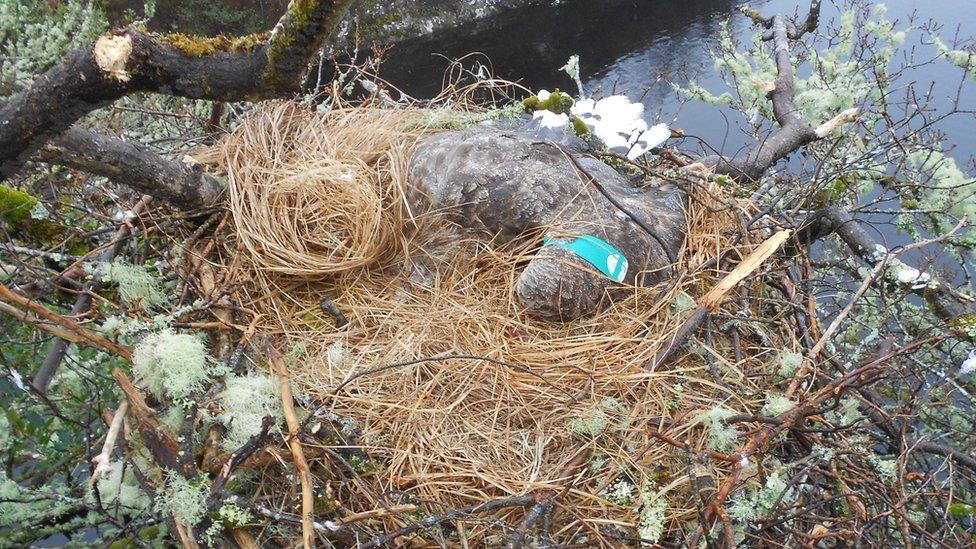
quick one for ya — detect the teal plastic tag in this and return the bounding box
[543,234,629,282]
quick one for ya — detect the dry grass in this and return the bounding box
[206,100,795,544]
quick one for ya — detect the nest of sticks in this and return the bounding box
[201,99,798,545]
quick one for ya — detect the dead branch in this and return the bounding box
[647,230,791,370]
[111,368,183,473]
[808,206,973,320]
[0,283,133,360]
[32,195,151,394]
[363,495,537,548]
[270,346,317,549]
[36,129,222,209]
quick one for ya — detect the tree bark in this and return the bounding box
[0,0,354,178]
[37,128,222,210]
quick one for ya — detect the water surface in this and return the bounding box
[378,0,976,162]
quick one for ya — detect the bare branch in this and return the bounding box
[703,1,849,181]
[36,129,222,210]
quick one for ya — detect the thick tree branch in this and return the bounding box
[703,1,847,181]
[36,128,221,210]
[0,0,354,178]
[804,206,973,320]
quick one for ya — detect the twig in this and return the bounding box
[364,495,536,548]
[647,230,791,370]
[0,283,132,360]
[33,194,151,393]
[270,345,317,549]
[506,445,591,548]
[320,295,348,327]
[91,401,129,480]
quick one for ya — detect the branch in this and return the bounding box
[0,283,133,360]
[36,129,221,210]
[700,335,943,529]
[703,1,845,181]
[0,0,354,177]
[91,401,129,480]
[809,206,973,320]
[32,195,151,394]
[111,368,183,472]
[270,347,316,549]
[364,495,537,548]
[647,230,791,370]
[790,0,823,39]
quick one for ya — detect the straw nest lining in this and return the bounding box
[209,101,791,542]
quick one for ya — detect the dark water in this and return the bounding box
[379,0,976,164]
[378,0,976,274]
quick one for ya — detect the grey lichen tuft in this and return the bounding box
[132,329,223,402]
[217,373,283,452]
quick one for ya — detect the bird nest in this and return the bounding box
[202,100,796,545]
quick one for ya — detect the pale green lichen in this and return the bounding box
[204,504,255,544]
[602,478,635,506]
[932,36,976,79]
[728,472,792,522]
[99,314,147,337]
[99,259,170,311]
[155,473,210,527]
[670,291,696,313]
[775,350,803,378]
[811,444,836,463]
[0,414,10,451]
[569,397,627,436]
[91,461,150,516]
[28,201,50,220]
[132,329,222,402]
[826,397,863,426]
[637,485,667,544]
[697,406,739,452]
[867,454,898,483]
[0,0,108,97]
[561,54,585,97]
[907,149,976,222]
[217,373,283,452]
[216,503,254,526]
[760,393,795,417]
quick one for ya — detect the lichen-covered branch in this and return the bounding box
[806,206,973,321]
[702,1,854,181]
[0,0,354,179]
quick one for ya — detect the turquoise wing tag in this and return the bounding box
[543,234,629,283]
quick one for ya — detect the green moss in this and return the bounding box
[264,0,352,88]
[0,184,63,240]
[571,116,590,136]
[949,502,975,518]
[289,0,317,28]
[159,32,269,58]
[949,314,976,342]
[313,494,338,515]
[522,88,575,115]
[361,11,404,38]
[0,184,38,226]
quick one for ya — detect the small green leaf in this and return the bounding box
[949,502,975,518]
